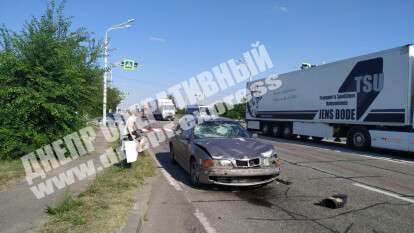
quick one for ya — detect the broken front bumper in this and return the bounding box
[199,167,280,186]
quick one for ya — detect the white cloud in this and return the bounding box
[279,6,288,12]
[272,4,288,13]
[149,36,166,43]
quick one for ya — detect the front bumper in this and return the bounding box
[199,167,280,186]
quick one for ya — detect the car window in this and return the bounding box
[194,122,249,139]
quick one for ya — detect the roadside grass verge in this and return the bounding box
[0,124,102,191]
[39,151,156,233]
[0,159,25,190]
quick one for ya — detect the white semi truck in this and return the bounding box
[152,98,176,121]
[246,44,414,152]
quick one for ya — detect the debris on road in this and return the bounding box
[317,193,348,209]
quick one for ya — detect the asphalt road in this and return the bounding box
[142,120,414,233]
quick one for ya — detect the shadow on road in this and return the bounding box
[154,151,193,187]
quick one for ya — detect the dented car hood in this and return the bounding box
[194,138,273,159]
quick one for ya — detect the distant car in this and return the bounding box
[169,117,281,187]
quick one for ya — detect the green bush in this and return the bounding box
[219,102,246,120]
[0,1,121,159]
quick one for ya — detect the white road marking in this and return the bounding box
[160,169,183,191]
[351,153,414,165]
[150,145,216,233]
[150,150,183,191]
[353,183,414,204]
[194,209,217,233]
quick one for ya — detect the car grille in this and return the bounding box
[210,175,274,183]
[235,158,260,168]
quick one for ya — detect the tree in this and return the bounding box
[106,87,123,113]
[219,102,246,120]
[0,1,105,159]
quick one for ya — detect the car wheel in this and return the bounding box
[312,137,323,142]
[347,127,371,150]
[169,144,177,164]
[189,158,200,187]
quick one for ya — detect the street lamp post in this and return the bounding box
[102,19,135,125]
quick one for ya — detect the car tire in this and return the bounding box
[189,158,200,187]
[347,126,371,150]
[169,144,177,164]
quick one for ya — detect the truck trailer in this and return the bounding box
[246,44,414,152]
[152,98,176,121]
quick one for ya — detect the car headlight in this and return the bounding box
[261,149,275,158]
[261,149,277,166]
[213,159,233,168]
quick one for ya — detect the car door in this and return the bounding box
[171,125,184,165]
[175,129,192,171]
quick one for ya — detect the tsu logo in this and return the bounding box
[354,73,384,93]
[338,57,384,120]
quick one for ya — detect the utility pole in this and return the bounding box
[103,31,109,125]
[102,19,135,125]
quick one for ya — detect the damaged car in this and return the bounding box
[169,117,281,187]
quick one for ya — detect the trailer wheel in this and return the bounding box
[262,123,271,136]
[272,125,282,137]
[312,137,323,142]
[347,127,371,150]
[282,125,293,139]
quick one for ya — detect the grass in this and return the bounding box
[38,152,156,233]
[0,124,102,191]
[0,159,25,190]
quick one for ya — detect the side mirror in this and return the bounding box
[252,133,258,138]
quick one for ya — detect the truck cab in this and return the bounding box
[153,99,176,121]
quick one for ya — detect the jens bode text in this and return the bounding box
[319,108,356,120]
[319,93,357,120]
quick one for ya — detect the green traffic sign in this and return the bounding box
[121,59,138,71]
[121,91,129,97]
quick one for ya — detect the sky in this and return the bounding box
[1,0,413,108]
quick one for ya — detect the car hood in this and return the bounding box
[193,138,273,159]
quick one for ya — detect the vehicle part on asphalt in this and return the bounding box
[318,193,348,209]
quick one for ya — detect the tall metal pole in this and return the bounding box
[102,31,109,125]
[102,19,135,125]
